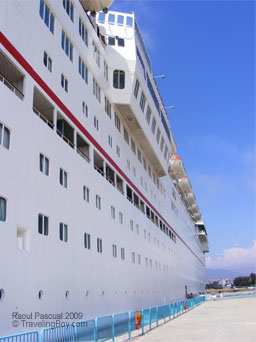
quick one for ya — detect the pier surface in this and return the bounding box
[134,297,256,342]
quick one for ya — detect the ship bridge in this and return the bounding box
[97,11,177,177]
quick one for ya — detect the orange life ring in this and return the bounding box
[183,301,188,310]
[135,311,142,329]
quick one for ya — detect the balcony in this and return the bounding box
[0,49,24,100]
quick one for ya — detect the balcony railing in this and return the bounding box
[77,147,90,163]
[33,106,54,129]
[56,127,75,149]
[0,72,24,100]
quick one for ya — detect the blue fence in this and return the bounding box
[1,296,205,342]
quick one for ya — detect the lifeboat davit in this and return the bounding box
[187,203,199,214]
[183,192,196,205]
[177,175,192,194]
[80,0,114,12]
[168,155,186,180]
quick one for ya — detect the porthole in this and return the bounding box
[0,289,5,302]
[65,290,70,299]
[38,290,43,300]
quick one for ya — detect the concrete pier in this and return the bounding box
[133,298,256,342]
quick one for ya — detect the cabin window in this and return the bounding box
[79,18,88,46]
[39,153,49,176]
[112,244,117,258]
[43,51,52,72]
[121,248,125,260]
[108,37,115,46]
[59,168,68,188]
[39,0,55,34]
[113,70,125,89]
[0,123,10,150]
[38,214,49,236]
[84,233,91,249]
[59,223,68,242]
[83,186,89,202]
[61,30,73,61]
[78,56,88,83]
[97,238,103,253]
[139,92,146,112]
[0,197,6,222]
[134,79,140,98]
[63,0,74,22]
[118,38,125,47]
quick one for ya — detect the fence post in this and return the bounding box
[94,317,98,342]
[74,323,78,342]
[149,308,152,330]
[112,315,115,342]
[142,310,144,335]
[156,306,159,327]
[128,311,131,340]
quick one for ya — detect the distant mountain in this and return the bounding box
[206,267,256,280]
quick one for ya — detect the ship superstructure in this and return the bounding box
[0,0,208,336]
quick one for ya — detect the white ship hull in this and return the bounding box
[0,0,207,336]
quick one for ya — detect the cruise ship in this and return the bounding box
[0,0,209,336]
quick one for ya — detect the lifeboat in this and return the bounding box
[183,192,196,205]
[168,155,186,180]
[177,176,192,194]
[191,212,201,222]
[80,0,114,12]
[187,203,199,214]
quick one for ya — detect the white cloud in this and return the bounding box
[206,241,256,270]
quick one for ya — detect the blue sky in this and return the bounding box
[110,0,255,272]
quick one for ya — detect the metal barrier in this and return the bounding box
[1,296,205,342]
[0,331,39,342]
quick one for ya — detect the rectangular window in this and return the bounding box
[119,212,123,224]
[134,79,140,98]
[127,159,130,170]
[136,224,139,235]
[160,137,164,152]
[105,96,111,118]
[111,206,115,219]
[123,127,129,145]
[148,166,152,178]
[139,92,146,112]
[0,197,6,222]
[113,70,125,89]
[137,150,142,163]
[78,56,88,83]
[96,195,101,210]
[151,117,156,134]
[93,78,101,103]
[97,238,103,253]
[130,219,134,231]
[82,102,88,117]
[132,252,135,263]
[38,213,49,236]
[133,167,136,177]
[59,168,68,188]
[39,153,49,176]
[112,244,117,258]
[131,139,136,154]
[61,30,73,61]
[143,157,147,171]
[59,222,68,242]
[0,123,10,150]
[121,247,125,260]
[116,145,120,157]
[39,0,55,34]
[156,128,160,144]
[164,146,168,159]
[83,186,89,202]
[108,135,113,148]
[93,41,100,67]
[63,0,74,21]
[79,18,88,46]
[94,116,99,130]
[84,232,91,249]
[61,74,68,92]
[43,51,52,72]
[104,61,108,81]
[138,254,141,265]
[146,106,151,124]
[114,112,121,132]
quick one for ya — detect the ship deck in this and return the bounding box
[131,296,256,342]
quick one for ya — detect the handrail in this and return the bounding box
[56,127,75,149]
[106,175,115,187]
[0,72,24,99]
[94,165,104,176]
[77,147,90,163]
[33,106,54,129]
